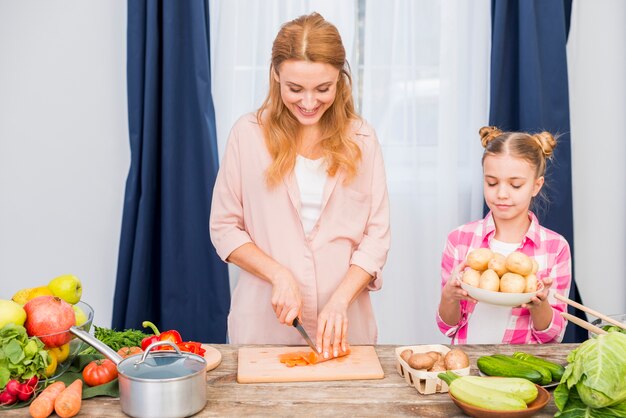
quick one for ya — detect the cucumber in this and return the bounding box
[448,376,528,411]
[492,354,552,385]
[461,376,538,404]
[513,352,565,381]
[477,355,542,384]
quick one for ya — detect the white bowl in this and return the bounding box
[460,282,543,307]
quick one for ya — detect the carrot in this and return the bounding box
[278,346,351,367]
[54,379,83,418]
[29,381,66,418]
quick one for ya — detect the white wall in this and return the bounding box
[568,1,626,316]
[0,1,128,328]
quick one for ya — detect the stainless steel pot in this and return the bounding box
[70,327,207,418]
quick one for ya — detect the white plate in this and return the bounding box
[478,370,559,388]
[460,282,543,307]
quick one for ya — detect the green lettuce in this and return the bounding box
[555,384,626,417]
[0,323,48,388]
[557,332,626,411]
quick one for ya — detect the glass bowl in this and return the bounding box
[34,301,94,379]
[589,314,626,339]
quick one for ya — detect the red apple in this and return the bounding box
[24,296,76,347]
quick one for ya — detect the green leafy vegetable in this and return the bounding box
[79,325,151,354]
[602,325,626,335]
[0,324,48,389]
[555,383,626,417]
[556,332,626,412]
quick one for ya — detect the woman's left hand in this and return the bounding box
[316,298,349,359]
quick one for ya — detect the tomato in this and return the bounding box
[82,359,118,387]
[117,346,143,358]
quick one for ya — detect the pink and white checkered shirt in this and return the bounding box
[436,212,571,344]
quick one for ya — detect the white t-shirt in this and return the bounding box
[294,155,327,235]
[466,239,520,344]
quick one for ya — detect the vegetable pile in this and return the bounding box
[477,352,564,385]
[555,332,626,417]
[439,371,539,411]
[0,324,48,390]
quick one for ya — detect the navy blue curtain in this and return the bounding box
[112,0,230,342]
[489,0,587,342]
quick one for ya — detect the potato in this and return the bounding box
[408,353,436,370]
[428,360,447,372]
[505,251,533,276]
[531,259,539,274]
[478,269,500,292]
[400,349,413,363]
[461,268,480,287]
[525,274,538,293]
[466,248,494,271]
[500,272,526,293]
[488,253,507,277]
[425,351,442,362]
[444,348,470,370]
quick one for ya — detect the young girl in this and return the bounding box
[437,126,571,344]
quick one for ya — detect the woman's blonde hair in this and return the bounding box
[257,12,362,187]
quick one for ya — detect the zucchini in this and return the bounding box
[477,355,542,384]
[438,371,527,411]
[513,352,565,381]
[492,354,552,385]
[461,376,538,403]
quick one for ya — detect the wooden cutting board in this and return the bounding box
[237,345,384,383]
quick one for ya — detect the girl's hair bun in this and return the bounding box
[479,126,503,148]
[532,132,557,158]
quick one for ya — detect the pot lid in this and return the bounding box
[119,352,206,380]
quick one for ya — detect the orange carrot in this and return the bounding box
[278,346,351,367]
[54,379,83,418]
[29,381,66,418]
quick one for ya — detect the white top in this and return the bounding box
[466,239,521,344]
[294,155,327,235]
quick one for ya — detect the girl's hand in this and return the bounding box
[270,269,302,325]
[522,276,553,309]
[316,298,349,359]
[442,262,477,303]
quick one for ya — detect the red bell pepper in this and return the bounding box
[141,321,183,350]
[176,341,206,356]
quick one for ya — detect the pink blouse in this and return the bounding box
[210,114,390,344]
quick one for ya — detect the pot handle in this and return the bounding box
[69,326,124,365]
[134,341,184,366]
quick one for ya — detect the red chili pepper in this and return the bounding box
[141,321,183,350]
[176,341,206,356]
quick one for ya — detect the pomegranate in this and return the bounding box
[24,296,76,347]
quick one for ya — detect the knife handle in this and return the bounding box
[292,317,300,327]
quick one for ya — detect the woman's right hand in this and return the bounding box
[270,268,303,325]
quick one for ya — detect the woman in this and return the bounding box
[210,13,390,359]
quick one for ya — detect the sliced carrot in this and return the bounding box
[278,346,351,367]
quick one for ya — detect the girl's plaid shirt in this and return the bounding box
[436,211,572,344]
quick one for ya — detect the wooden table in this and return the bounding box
[5,343,578,417]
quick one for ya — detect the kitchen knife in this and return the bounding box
[292,318,318,353]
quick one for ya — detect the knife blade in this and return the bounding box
[292,318,318,353]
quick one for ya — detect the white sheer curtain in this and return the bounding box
[209,0,491,343]
[361,0,490,343]
[568,1,626,315]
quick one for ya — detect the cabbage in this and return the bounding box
[557,332,626,411]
